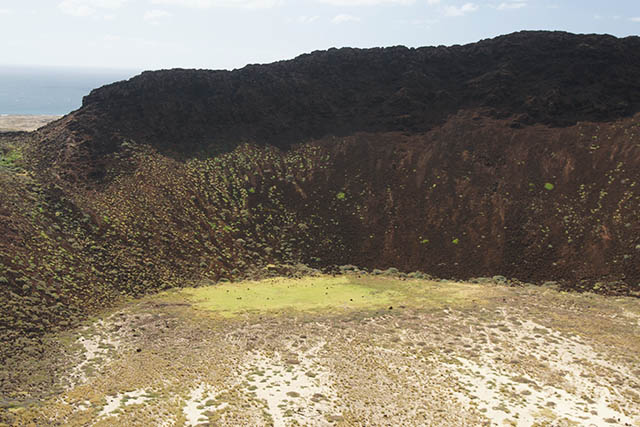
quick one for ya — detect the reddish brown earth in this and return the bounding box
[1,30,640,368]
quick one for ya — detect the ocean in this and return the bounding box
[0,66,140,116]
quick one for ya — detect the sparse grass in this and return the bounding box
[178,275,490,317]
[7,274,640,427]
[182,276,396,316]
[0,146,23,170]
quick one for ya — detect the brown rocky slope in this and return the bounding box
[1,30,640,366]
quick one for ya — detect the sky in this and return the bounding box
[0,0,639,72]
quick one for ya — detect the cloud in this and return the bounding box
[149,0,283,8]
[444,2,478,16]
[0,8,11,14]
[100,34,178,49]
[59,1,94,16]
[144,9,172,23]
[58,0,128,16]
[396,17,439,26]
[496,1,526,10]
[318,0,414,5]
[631,17,640,22]
[332,13,361,23]
[296,15,319,23]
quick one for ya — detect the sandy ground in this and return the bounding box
[5,277,640,426]
[0,115,61,132]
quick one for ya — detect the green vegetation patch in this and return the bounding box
[179,275,487,317]
[0,146,23,170]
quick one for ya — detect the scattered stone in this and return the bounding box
[384,268,399,276]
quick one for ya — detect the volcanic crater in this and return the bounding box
[1,30,640,426]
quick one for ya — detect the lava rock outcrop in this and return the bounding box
[39,31,640,180]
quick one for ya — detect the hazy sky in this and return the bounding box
[1,0,639,72]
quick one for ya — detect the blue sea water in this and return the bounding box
[0,66,140,116]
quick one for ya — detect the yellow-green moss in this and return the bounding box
[178,275,489,317]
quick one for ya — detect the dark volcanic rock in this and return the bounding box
[39,31,640,179]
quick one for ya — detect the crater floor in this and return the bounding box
[4,275,640,426]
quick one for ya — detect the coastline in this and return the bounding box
[0,114,62,132]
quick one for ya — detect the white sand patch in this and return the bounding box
[68,320,120,386]
[622,309,640,327]
[440,318,640,426]
[504,320,639,421]
[449,356,636,426]
[98,389,153,418]
[241,341,340,427]
[75,400,91,411]
[183,383,228,426]
[66,311,155,388]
